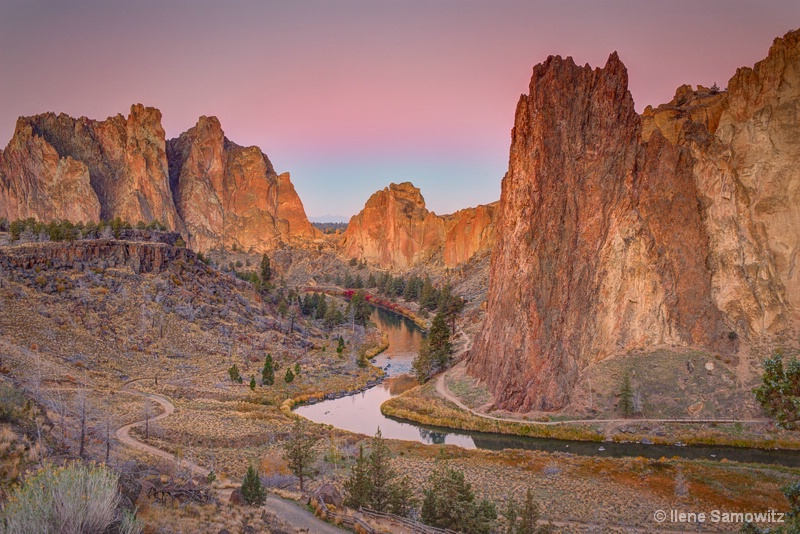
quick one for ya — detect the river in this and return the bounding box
[295,307,800,467]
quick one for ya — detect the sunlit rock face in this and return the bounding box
[468,29,800,412]
[342,182,496,269]
[0,105,319,252]
[167,116,320,252]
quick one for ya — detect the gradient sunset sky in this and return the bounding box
[1,1,798,219]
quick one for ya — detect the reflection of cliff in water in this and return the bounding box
[385,375,418,395]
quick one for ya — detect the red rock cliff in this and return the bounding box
[467,53,726,411]
[341,182,496,269]
[0,105,319,253]
[468,29,800,412]
[166,116,320,252]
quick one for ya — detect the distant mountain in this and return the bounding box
[309,215,350,223]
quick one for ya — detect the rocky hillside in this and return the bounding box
[0,106,319,253]
[341,182,497,269]
[468,29,800,412]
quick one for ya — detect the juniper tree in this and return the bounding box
[262,354,274,386]
[241,465,266,506]
[282,421,320,492]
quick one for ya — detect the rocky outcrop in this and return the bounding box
[468,53,729,411]
[1,105,184,230]
[166,116,320,252]
[0,106,319,253]
[341,182,496,269]
[0,238,194,275]
[0,118,100,223]
[469,29,800,412]
[441,203,498,268]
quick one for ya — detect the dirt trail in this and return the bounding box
[435,365,769,426]
[116,378,347,533]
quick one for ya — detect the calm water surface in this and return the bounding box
[295,307,800,467]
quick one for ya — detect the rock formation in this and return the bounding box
[341,182,496,269]
[0,105,319,253]
[468,29,800,412]
[166,116,320,252]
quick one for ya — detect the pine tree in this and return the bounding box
[619,371,634,416]
[262,353,274,386]
[343,444,372,509]
[249,375,256,390]
[240,465,267,505]
[282,420,320,492]
[421,453,494,533]
[315,294,327,320]
[517,488,541,534]
[228,364,242,383]
[260,254,271,284]
[284,368,295,383]
[367,428,396,511]
[367,273,377,288]
[413,312,453,382]
[294,362,301,376]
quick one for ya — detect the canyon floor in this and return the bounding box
[0,236,797,533]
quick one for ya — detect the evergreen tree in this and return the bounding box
[421,452,496,533]
[228,364,242,383]
[342,429,418,516]
[294,362,301,376]
[282,420,320,492]
[260,254,271,284]
[413,312,453,382]
[367,273,377,288]
[240,465,267,505]
[249,375,256,390]
[354,274,364,289]
[324,302,341,330]
[343,444,372,509]
[367,428,395,511]
[382,274,394,296]
[350,289,371,326]
[420,277,438,310]
[262,353,274,386]
[392,276,405,297]
[284,368,295,383]
[315,294,328,320]
[504,496,519,534]
[517,488,541,534]
[618,371,634,417]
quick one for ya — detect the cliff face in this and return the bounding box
[467,54,725,411]
[341,182,496,269]
[0,106,319,253]
[166,116,319,252]
[468,29,800,412]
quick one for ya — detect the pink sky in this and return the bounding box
[1,1,798,218]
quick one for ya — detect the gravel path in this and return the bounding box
[264,495,348,534]
[116,378,351,533]
[436,365,768,426]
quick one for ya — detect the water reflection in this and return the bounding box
[294,306,800,467]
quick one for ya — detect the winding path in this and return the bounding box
[435,369,770,426]
[115,378,346,533]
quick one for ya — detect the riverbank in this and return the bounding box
[382,375,800,451]
[303,285,430,330]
